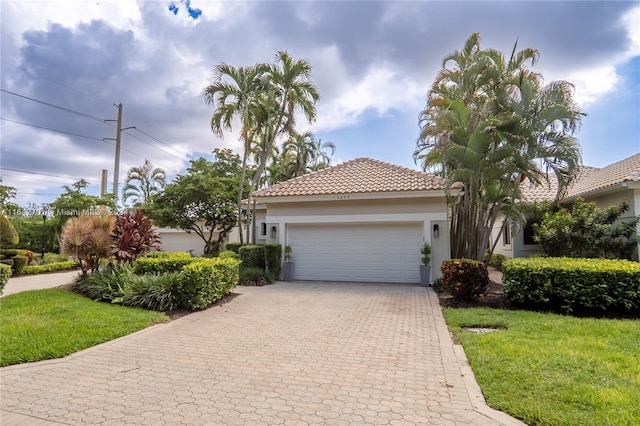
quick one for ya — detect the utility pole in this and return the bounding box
[104,103,135,201]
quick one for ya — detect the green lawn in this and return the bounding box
[443,308,640,426]
[0,289,167,366]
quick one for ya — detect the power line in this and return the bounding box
[134,128,191,158]
[0,88,108,122]
[0,117,107,142]
[0,168,96,183]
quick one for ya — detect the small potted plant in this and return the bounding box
[420,242,431,287]
[282,245,294,281]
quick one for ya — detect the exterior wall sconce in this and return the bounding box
[270,225,277,239]
[433,224,439,238]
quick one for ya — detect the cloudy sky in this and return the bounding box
[1,0,638,208]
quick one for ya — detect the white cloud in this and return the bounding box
[567,65,620,107]
[621,5,640,57]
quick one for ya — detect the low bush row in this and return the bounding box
[234,244,282,283]
[75,253,239,311]
[1,249,34,275]
[22,261,77,275]
[503,257,640,314]
[0,263,12,294]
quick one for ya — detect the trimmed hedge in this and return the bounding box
[133,252,195,274]
[219,250,239,260]
[265,244,282,279]
[0,249,19,258]
[238,245,266,269]
[503,257,640,314]
[176,258,240,310]
[22,261,77,275]
[441,259,489,300]
[225,243,242,254]
[0,263,12,294]
[12,255,28,275]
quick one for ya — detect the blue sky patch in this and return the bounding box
[168,0,201,20]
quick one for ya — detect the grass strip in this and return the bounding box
[0,289,167,366]
[444,308,640,426]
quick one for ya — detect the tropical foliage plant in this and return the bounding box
[61,214,115,274]
[414,33,584,260]
[111,210,162,264]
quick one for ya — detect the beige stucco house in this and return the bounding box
[247,158,452,283]
[492,153,640,260]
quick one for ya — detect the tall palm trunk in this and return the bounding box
[236,148,248,245]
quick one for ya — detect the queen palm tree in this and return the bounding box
[250,51,320,192]
[204,63,266,244]
[122,160,166,207]
[310,138,336,171]
[414,33,584,260]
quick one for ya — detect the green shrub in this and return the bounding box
[11,255,28,275]
[133,252,195,274]
[0,249,19,258]
[0,214,18,245]
[121,273,180,311]
[441,259,489,300]
[219,250,239,260]
[0,259,14,267]
[74,264,132,303]
[239,267,273,286]
[0,263,12,294]
[488,253,508,271]
[265,244,282,279]
[175,258,240,310]
[22,261,77,275]
[503,257,640,314]
[238,245,266,269]
[431,277,444,293]
[421,242,431,265]
[225,243,242,254]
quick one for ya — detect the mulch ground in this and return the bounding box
[437,276,512,309]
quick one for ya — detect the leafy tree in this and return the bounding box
[144,150,242,256]
[413,33,584,260]
[534,198,639,260]
[49,180,116,234]
[0,178,18,213]
[122,160,166,207]
[8,216,59,253]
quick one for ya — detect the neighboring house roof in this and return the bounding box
[566,153,640,200]
[520,166,600,203]
[252,157,448,198]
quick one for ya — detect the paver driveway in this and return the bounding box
[1,282,523,425]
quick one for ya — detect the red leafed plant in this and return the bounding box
[112,210,162,264]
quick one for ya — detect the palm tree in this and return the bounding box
[414,33,584,260]
[204,63,266,245]
[310,137,336,171]
[122,160,166,207]
[249,51,320,191]
[282,131,316,177]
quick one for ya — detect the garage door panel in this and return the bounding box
[288,223,422,283]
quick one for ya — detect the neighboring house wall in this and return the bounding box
[156,228,206,256]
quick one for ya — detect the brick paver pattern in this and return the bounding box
[1,282,512,425]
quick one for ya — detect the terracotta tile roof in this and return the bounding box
[567,153,640,199]
[252,157,448,198]
[520,166,600,203]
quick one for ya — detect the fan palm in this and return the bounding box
[122,160,166,207]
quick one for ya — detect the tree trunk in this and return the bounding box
[236,148,249,245]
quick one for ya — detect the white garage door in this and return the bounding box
[287,222,423,283]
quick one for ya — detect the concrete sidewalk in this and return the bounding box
[1,270,80,297]
[1,282,525,425]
